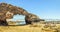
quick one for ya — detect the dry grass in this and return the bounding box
[0,24,60,32]
[0,25,41,32]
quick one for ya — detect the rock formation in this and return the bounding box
[0,3,43,25]
[25,13,39,24]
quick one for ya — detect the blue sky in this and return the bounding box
[0,0,60,19]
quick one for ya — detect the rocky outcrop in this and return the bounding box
[25,13,40,24]
[0,3,43,25]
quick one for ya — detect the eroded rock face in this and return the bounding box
[0,3,40,25]
[0,20,8,26]
[25,13,40,24]
[0,3,29,25]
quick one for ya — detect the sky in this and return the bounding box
[0,0,60,19]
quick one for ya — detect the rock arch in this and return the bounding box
[0,3,40,25]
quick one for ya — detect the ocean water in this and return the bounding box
[16,21,26,25]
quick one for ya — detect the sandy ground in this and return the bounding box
[0,25,42,32]
[0,24,60,32]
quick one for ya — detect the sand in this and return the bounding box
[0,24,60,32]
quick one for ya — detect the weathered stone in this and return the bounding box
[25,13,40,24]
[0,3,42,25]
